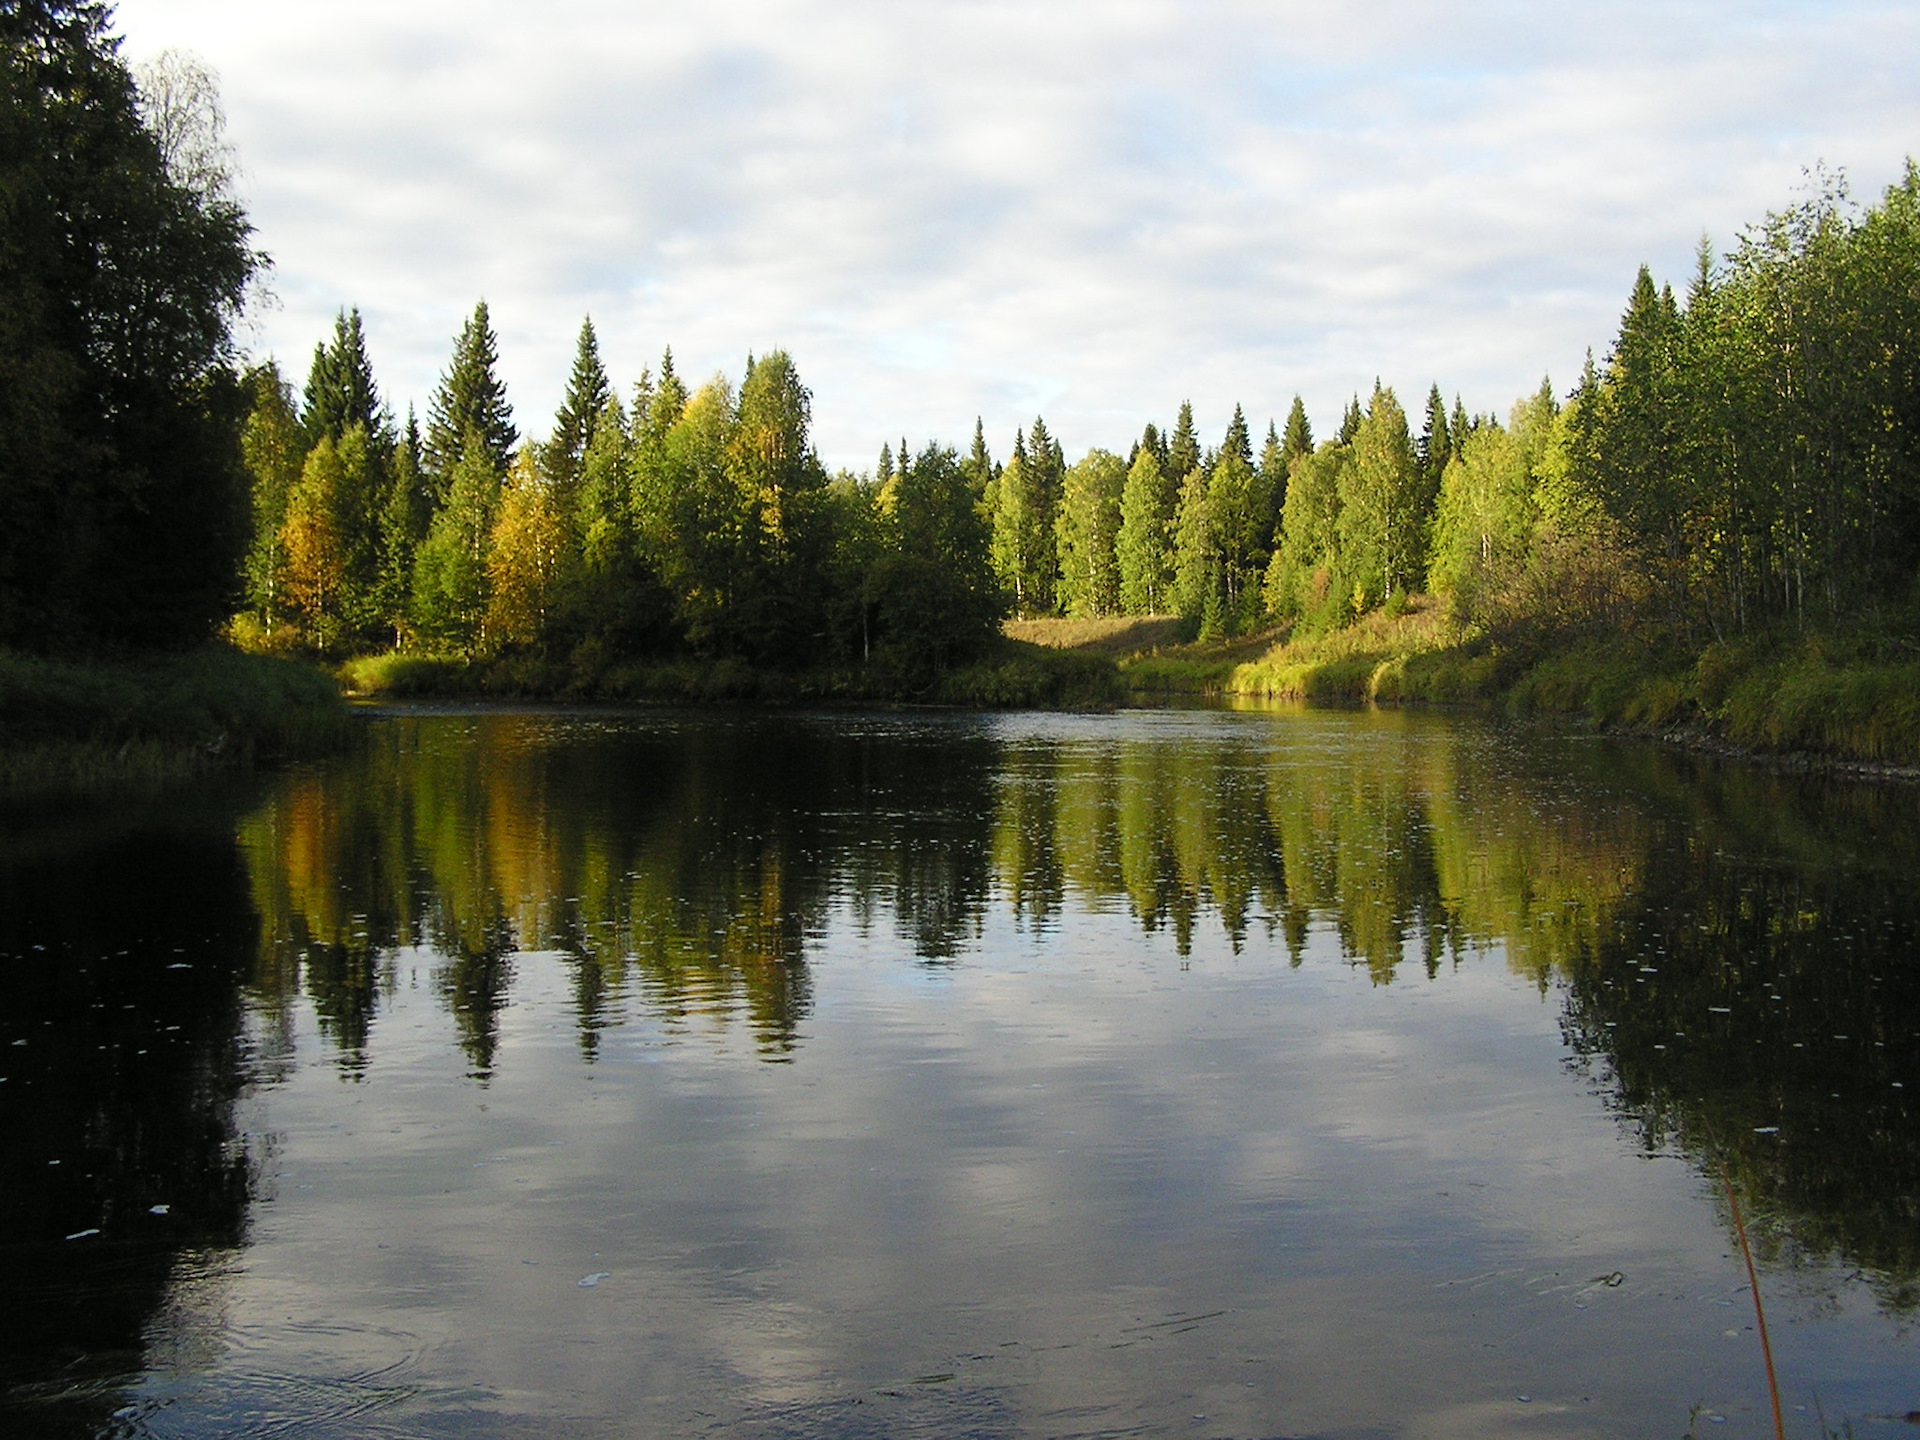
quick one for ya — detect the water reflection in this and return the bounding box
[0,789,260,1437]
[230,710,1920,1299]
[1,707,1917,1435]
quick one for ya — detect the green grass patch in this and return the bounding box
[1228,596,1491,704]
[1719,652,1920,764]
[1004,614,1196,657]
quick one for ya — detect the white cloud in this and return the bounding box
[113,0,1920,467]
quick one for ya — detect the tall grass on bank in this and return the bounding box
[1510,631,1920,766]
[0,648,350,792]
[338,637,1126,711]
[1226,597,1500,704]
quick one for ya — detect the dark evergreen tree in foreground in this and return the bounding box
[0,0,261,649]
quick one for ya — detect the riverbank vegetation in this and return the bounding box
[227,165,1920,762]
[7,6,1919,762]
[0,648,348,792]
[0,6,347,787]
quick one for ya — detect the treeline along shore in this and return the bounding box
[5,3,1920,783]
[233,164,1920,767]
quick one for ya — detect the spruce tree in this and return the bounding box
[1337,395,1363,445]
[960,418,995,499]
[373,417,422,646]
[1142,421,1170,475]
[424,301,517,485]
[1221,404,1254,471]
[1417,383,1450,492]
[1168,403,1201,483]
[1280,396,1313,470]
[545,316,611,492]
[302,309,381,445]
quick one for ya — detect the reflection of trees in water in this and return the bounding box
[237,711,1920,1306]
[241,718,1006,1067]
[1558,763,1920,1312]
[0,808,256,1436]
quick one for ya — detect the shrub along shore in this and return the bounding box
[0,649,351,794]
[337,635,1123,710]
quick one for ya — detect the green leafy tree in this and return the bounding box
[1265,443,1348,623]
[1116,444,1177,614]
[1171,461,1218,628]
[0,1,260,648]
[1056,448,1126,617]
[869,442,1004,673]
[279,434,349,649]
[990,425,1062,616]
[239,363,304,637]
[1335,383,1425,611]
[628,347,690,563]
[1427,419,1532,616]
[486,450,569,649]
[411,432,502,653]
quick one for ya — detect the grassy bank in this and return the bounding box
[1010,614,1286,697]
[1020,600,1920,770]
[0,647,351,793]
[339,636,1126,711]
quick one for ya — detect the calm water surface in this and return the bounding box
[2,706,1916,1439]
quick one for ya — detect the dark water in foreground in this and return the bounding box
[1,705,1916,1439]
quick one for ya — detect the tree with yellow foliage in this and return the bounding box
[486,452,570,649]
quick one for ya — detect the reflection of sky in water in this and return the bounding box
[9,707,1917,1437]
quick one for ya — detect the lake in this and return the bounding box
[2,705,1916,1438]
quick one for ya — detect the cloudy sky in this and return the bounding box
[113,0,1919,470]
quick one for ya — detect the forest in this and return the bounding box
[5,0,1920,740]
[230,167,1920,702]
